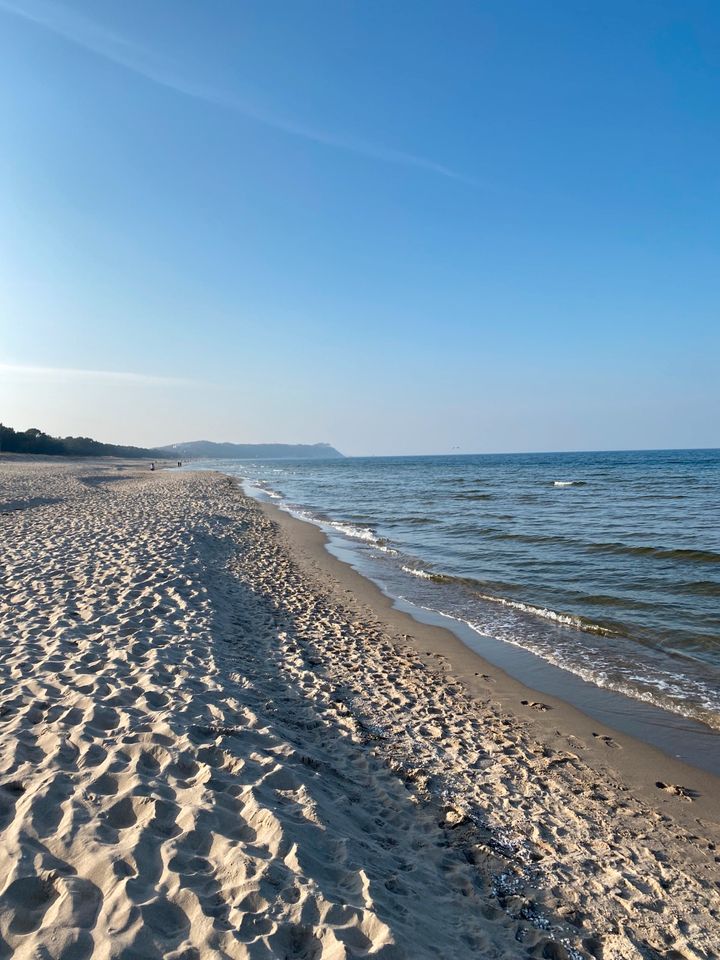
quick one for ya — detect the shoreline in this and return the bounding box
[258,491,720,824]
[230,466,720,777]
[2,459,719,958]
[229,450,720,748]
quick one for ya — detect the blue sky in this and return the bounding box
[1,0,718,455]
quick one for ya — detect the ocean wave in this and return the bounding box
[326,520,380,544]
[587,542,720,564]
[479,529,568,546]
[552,480,586,487]
[401,565,453,583]
[401,566,435,580]
[472,593,616,635]
[253,480,284,499]
[376,543,399,555]
[452,525,720,566]
[673,580,720,597]
[283,506,384,546]
[577,593,658,610]
[418,605,720,731]
[399,565,617,636]
[398,516,439,525]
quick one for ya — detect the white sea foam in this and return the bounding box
[410,604,720,731]
[401,565,435,580]
[473,593,613,634]
[288,506,376,542]
[402,565,614,634]
[553,480,574,487]
[328,521,379,543]
[402,564,611,634]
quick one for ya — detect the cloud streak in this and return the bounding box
[0,0,471,183]
[0,362,196,387]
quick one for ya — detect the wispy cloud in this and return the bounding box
[0,362,196,386]
[0,0,470,183]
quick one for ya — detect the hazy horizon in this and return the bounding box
[5,422,720,460]
[2,1,718,457]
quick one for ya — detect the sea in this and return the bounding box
[189,449,720,744]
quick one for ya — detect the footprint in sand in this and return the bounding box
[89,772,119,796]
[592,732,621,749]
[0,875,58,936]
[565,735,586,750]
[655,781,699,801]
[105,795,154,830]
[266,922,325,960]
[0,780,25,830]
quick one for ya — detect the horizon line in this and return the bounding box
[153,442,718,458]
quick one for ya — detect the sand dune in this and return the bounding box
[0,461,718,959]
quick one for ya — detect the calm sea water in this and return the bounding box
[198,450,720,731]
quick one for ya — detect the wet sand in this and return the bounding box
[1,459,718,959]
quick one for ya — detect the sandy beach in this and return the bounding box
[1,459,718,960]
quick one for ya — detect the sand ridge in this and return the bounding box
[0,461,718,959]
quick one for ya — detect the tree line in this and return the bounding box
[0,424,158,459]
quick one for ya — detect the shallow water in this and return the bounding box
[194,450,720,731]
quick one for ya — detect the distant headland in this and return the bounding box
[0,425,343,461]
[161,440,344,460]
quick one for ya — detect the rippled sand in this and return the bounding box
[0,459,718,959]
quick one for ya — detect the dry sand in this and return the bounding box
[0,460,718,960]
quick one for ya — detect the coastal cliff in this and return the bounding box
[162,440,344,460]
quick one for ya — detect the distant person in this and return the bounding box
[150,462,155,471]
[178,461,182,467]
